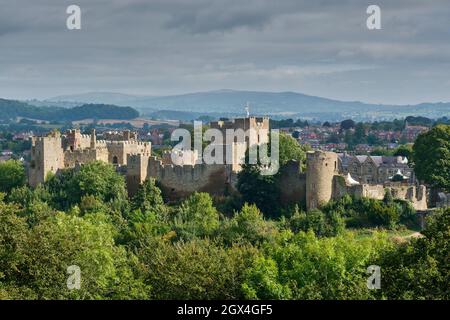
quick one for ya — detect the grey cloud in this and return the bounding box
[0,0,449,104]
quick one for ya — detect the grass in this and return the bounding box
[352,224,421,241]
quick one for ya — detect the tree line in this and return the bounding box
[0,98,139,122]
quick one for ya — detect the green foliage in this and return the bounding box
[220,204,278,245]
[378,207,450,299]
[0,196,148,299]
[137,237,259,299]
[46,161,127,209]
[172,192,219,239]
[0,152,446,300]
[131,178,165,214]
[242,256,292,299]
[0,160,26,193]
[323,195,414,229]
[393,144,413,159]
[243,230,392,299]
[277,132,310,168]
[237,164,280,218]
[0,98,138,122]
[412,124,450,191]
[287,206,345,237]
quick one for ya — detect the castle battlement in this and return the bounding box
[29,129,152,187]
[28,125,429,211]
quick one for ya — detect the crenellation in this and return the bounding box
[28,129,151,187]
[27,122,428,211]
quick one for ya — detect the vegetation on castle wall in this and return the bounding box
[237,133,310,218]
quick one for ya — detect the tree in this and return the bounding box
[1,211,148,299]
[393,144,413,159]
[0,196,30,288]
[412,125,450,191]
[46,161,127,208]
[340,119,355,130]
[278,132,310,168]
[237,133,309,218]
[131,178,165,213]
[0,191,149,300]
[243,230,392,300]
[220,203,277,245]
[172,192,219,239]
[242,256,292,299]
[138,237,259,299]
[379,207,449,299]
[288,206,344,237]
[237,164,280,218]
[354,123,367,144]
[0,160,26,193]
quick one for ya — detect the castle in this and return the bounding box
[28,129,151,187]
[28,117,428,211]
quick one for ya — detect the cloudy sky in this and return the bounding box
[0,0,449,104]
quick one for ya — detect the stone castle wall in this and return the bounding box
[147,156,230,201]
[28,128,429,211]
[28,130,151,187]
[331,175,428,211]
[106,141,151,165]
[278,160,307,205]
[64,147,110,168]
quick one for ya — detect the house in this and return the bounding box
[338,153,414,184]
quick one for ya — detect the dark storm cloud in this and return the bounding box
[0,0,449,104]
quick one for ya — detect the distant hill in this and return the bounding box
[49,92,151,106]
[0,98,139,121]
[46,90,450,121]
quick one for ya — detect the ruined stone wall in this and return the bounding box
[348,184,385,200]
[278,160,307,206]
[340,183,428,210]
[106,141,151,165]
[126,154,150,196]
[144,156,229,201]
[63,146,109,168]
[66,129,91,150]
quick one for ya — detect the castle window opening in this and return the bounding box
[113,156,118,164]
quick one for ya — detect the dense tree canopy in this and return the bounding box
[0,160,26,193]
[46,161,128,209]
[378,207,449,299]
[412,125,450,191]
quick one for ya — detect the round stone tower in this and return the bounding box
[306,150,338,210]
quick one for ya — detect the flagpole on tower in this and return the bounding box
[245,102,250,118]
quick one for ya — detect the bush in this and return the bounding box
[0,160,26,193]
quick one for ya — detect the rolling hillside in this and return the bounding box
[46,90,450,121]
[0,98,139,121]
